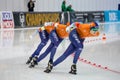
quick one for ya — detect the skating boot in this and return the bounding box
[29,56,38,68]
[69,64,77,75]
[29,61,35,68]
[44,61,53,73]
[32,56,38,65]
[26,56,32,64]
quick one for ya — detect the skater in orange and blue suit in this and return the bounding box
[29,22,70,69]
[26,22,54,65]
[44,22,99,74]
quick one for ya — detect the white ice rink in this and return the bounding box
[0,22,120,80]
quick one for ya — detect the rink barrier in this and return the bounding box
[1,10,120,28]
[12,11,104,28]
[71,54,120,74]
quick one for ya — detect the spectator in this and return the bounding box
[66,4,76,24]
[66,4,74,12]
[27,0,35,12]
[61,0,67,12]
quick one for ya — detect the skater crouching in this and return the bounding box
[44,22,100,74]
[26,22,55,65]
[29,22,70,69]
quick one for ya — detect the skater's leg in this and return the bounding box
[44,39,63,73]
[31,30,49,57]
[26,30,49,64]
[53,43,75,66]
[73,47,83,64]
[29,43,54,68]
[48,30,63,63]
[72,40,84,64]
[31,41,47,58]
[44,30,63,73]
[37,42,54,62]
[69,29,84,64]
[26,42,47,64]
[49,40,63,63]
[68,29,85,74]
[69,47,82,74]
[69,40,84,74]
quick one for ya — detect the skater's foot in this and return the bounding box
[69,64,77,75]
[33,56,38,65]
[26,57,32,64]
[44,62,53,73]
[29,62,35,68]
[69,70,77,74]
[44,69,52,73]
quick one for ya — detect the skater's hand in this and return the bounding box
[41,26,45,31]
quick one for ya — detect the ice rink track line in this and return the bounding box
[71,54,120,75]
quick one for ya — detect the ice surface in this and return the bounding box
[0,23,120,80]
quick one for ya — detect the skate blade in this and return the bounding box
[44,69,51,73]
[69,72,77,75]
[26,61,30,64]
[29,65,34,68]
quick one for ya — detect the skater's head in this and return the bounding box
[90,22,98,27]
[63,0,66,4]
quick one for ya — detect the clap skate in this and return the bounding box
[26,57,32,64]
[69,64,77,75]
[44,61,53,73]
[29,56,38,68]
[29,61,36,68]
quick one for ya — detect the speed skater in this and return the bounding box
[44,22,100,74]
[29,22,70,69]
[26,22,54,65]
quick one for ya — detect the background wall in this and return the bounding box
[35,0,120,11]
[0,0,120,12]
[0,0,26,11]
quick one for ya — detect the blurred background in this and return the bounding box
[0,0,120,80]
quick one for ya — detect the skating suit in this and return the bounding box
[37,24,69,63]
[53,23,99,66]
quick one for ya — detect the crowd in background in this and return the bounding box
[61,0,74,12]
[27,0,74,12]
